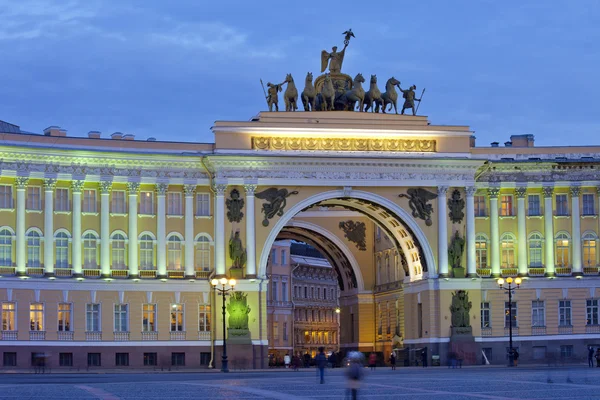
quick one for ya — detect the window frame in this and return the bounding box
[139,191,154,215]
[499,194,514,216]
[531,300,545,327]
[55,187,70,212]
[82,189,97,213]
[58,303,72,332]
[26,186,42,210]
[559,300,572,326]
[111,190,126,214]
[555,194,569,216]
[481,302,491,328]
[86,303,101,332]
[583,193,595,216]
[114,304,128,332]
[29,302,44,332]
[0,185,12,209]
[142,303,157,332]
[195,193,210,216]
[527,194,541,216]
[504,301,517,328]
[170,304,184,332]
[167,192,183,216]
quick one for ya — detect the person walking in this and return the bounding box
[369,353,377,371]
[512,349,519,367]
[389,353,396,371]
[346,352,364,400]
[589,347,595,368]
[595,348,600,367]
[421,348,428,368]
[284,353,291,369]
[315,347,327,384]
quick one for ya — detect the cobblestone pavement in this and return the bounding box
[1,366,600,399]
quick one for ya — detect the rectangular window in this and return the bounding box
[3,352,16,367]
[196,193,210,216]
[586,299,599,325]
[528,195,540,216]
[283,322,288,341]
[499,195,513,216]
[531,300,545,327]
[504,301,517,328]
[111,190,126,214]
[200,352,211,366]
[0,185,12,209]
[86,303,100,331]
[556,194,568,216]
[139,191,154,215]
[171,352,185,366]
[559,300,572,326]
[2,302,16,331]
[58,303,72,332]
[170,304,184,332]
[281,250,287,265]
[533,346,546,360]
[26,186,41,210]
[114,304,128,332]
[282,282,288,302]
[142,304,156,332]
[560,345,573,358]
[273,321,279,341]
[167,192,182,215]
[87,353,101,367]
[271,249,277,265]
[29,303,44,331]
[115,353,129,366]
[83,189,96,213]
[59,353,73,367]
[198,305,210,332]
[529,239,542,267]
[474,195,486,217]
[481,302,491,328]
[144,352,157,366]
[55,188,69,212]
[583,193,595,215]
[272,281,278,301]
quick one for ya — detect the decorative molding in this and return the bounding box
[126,182,140,194]
[514,187,527,198]
[465,186,477,197]
[155,183,168,196]
[15,177,28,189]
[71,180,85,193]
[448,189,465,224]
[255,188,298,226]
[487,188,500,198]
[243,184,257,195]
[251,136,436,152]
[99,180,112,194]
[437,186,448,196]
[570,186,581,197]
[226,189,244,223]
[342,186,353,197]
[542,186,554,198]
[183,184,196,197]
[43,178,57,191]
[213,184,227,196]
[339,220,367,251]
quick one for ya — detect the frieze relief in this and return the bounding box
[252,136,436,152]
[479,170,600,183]
[215,169,473,181]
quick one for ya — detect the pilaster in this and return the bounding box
[244,183,257,279]
[515,187,527,276]
[184,184,196,279]
[127,182,140,279]
[437,186,448,277]
[15,177,28,276]
[488,187,500,277]
[542,186,555,277]
[43,178,57,277]
[99,180,112,278]
[156,183,167,279]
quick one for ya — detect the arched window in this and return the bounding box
[555,232,570,267]
[500,233,516,268]
[83,233,98,269]
[475,234,488,268]
[528,233,543,267]
[111,233,126,270]
[385,255,391,283]
[167,236,182,270]
[27,231,41,268]
[195,236,211,272]
[139,234,154,270]
[583,232,597,267]
[55,232,69,269]
[0,229,12,267]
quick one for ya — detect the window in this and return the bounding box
[528,194,540,216]
[167,236,182,270]
[86,303,100,331]
[55,188,69,212]
[555,232,570,267]
[0,185,12,208]
[531,300,545,327]
[59,353,73,367]
[29,303,44,331]
[0,229,12,267]
[198,305,210,332]
[475,234,488,268]
[200,352,211,366]
[282,282,288,302]
[195,237,210,271]
[111,233,126,270]
[271,281,278,301]
[559,300,571,326]
[171,353,185,366]
[528,233,543,267]
[83,189,96,213]
[474,195,486,217]
[271,249,277,265]
[139,191,154,215]
[504,302,517,328]
[500,195,513,216]
[83,233,98,269]
[55,232,69,269]
[144,353,157,366]
[376,226,381,241]
[196,193,210,216]
[583,232,597,267]
[167,192,182,215]
[2,302,16,331]
[26,186,41,210]
[170,304,184,332]
[114,304,128,332]
[111,190,126,214]
[481,302,491,328]
[532,346,546,360]
[142,304,156,332]
[586,299,598,326]
[283,322,288,341]
[273,321,279,341]
[87,353,101,367]
[115,353,129,366]
[556,194,568,216]
[58,303,72,332]
[560,345,573,358]
[500,233,516,268]
[26,231,41,268]
[281,249,287,265]
[140,234,154,270]
[3,352,16,367]
[583,194,595,215]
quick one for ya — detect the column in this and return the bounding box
[15,177,28,276]
[465,186,477,277]
[571,186,582,276]
[488,188,500,277]
[184,184,196,279]
[43,179,56,276]
[515,187,528,276]
[99,181,112,278]
[127,182,140,278]
[543,186,555,277]
[214,183,227,277]
[71,181,84,277]
[437,186,448,277]
[156,183,167,278]
[244,183,257,279]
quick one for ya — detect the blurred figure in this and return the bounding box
[589,346,595,368]
[595,348,600,367]
[421,348,428,367]
[315,347,327,384]
[346,351,364,400]
[284,353,290,369]
[389,353,396,370]
[368,352,377,371]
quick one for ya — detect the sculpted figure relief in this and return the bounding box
[229,230,247,269]
[398,188,438,226]
[266,81,285,112]
[321,30,353,74]
[399,84,422,115]
[339,220,367,251]
[283,73,298,112]
[450,290,472,328]
[227,291,251,331]
[448,231,465,269]
[226,189,244,223]
[255,187,299,226]
[448,189,465,224]
[364,74,383,112]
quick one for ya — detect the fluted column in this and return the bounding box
[571,186,582,276]
[99,181,112,278]
[184,184,196,279]
[15,177,28,276]
[71,181,84,277]
[516,187,528,276]
[214,183,227,277]
[156,183,167,279]
[488,188,500,277]
[437,186,449,277]
[43,179,56,276]
[543,186,555,277]
[465,187,477,277]
[127,182,140,278]
[244,183,257,279]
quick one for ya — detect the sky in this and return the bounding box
[1,0,599,147]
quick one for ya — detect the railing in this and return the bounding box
[558,325,573,334]
[1,331,17,340]
[142,331,158,341]
[140,270,157,279]
[584,267,599,275]
[167,270,185,279]
[481,327,492,337]
[504,327,519,336]
[556,267,572,276]
[267,300,293,308]
[476,268,491,277]
[55,268,73,277]
[501,268,518,277]
[198,331,210,341]
[57,331,74,340]
[170,331,186,340]
[29,331,45,340]
[83,269,101,278]
[111,270,128,279]
[374,281,402,292]
[113,331,130,341]
[528,268,545,277]
[0,266,15,276]
[195,270,211,279]
[586,325,600,334]
[27,267,44,276]
[531,326,546,335]
[85,331,102,341]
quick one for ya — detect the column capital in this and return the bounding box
[542,186,554,198]
[71,180,85,193]
[99,180,112,194]
[126,182,140,194]
[213,183,227,196]
[515,187,527,198]
[465,186,477,197]
[184,184,197,197]
[15,177,29,190]
[570,186,581,197]
[437,186,449,196]
[44,178,57,191]
[155,183,168,196]
[244,184,257,195]
[487,187,500,199]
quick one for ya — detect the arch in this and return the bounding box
[25,227,43,238]
[0,226,15,237]
[138,231,157,241]
[582,230,598,240]
[194,232,214,244]
[258,189,435,280]
[82,229,99,239]
[110,230,129,243]
[166,231,184,241]
[54,228,72,240]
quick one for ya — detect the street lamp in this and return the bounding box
[211,277,236,372]
[497,276,521,367]
[335,307,341,352]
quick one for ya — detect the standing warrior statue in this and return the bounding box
[265,80,285,112]
[320,29,355,74]
[398,84,422,116]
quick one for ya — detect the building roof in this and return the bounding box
[291,255,331,268]
[0,121,21,134]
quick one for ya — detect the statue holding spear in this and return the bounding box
[261,79,286,112]
[398,84,425,116]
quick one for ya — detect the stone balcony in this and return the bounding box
[142,331,158,341]
[57,331,74,340]
[29,331,45,340]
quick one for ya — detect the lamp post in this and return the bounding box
[335,307,341,352]
[497,276,521,367]
[211,277,236,372]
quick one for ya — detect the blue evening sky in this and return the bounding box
[1,0,599,147]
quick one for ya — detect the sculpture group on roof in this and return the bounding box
[262,29,424,115]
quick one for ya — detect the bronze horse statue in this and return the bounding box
[316,73,335,111]
[337,73,365,111]
[381,77,401,114]
[364,74,382,112]
[283,73,298,112]
[301,72,316,111]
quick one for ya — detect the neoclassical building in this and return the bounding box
[1,111,600,369]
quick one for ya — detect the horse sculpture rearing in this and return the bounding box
[301,72,316,111]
